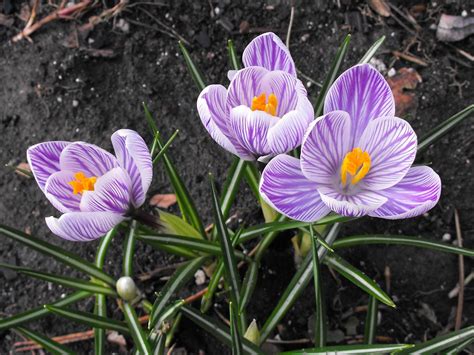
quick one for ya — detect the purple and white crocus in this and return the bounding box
[197,32,314,160]
[260,64,442,221]
[27,129,152,241]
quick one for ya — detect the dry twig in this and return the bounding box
[454,209,464,331]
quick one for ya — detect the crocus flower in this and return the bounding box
[197,32,314,160]
[260,64,441,221]
[27,129,152,241]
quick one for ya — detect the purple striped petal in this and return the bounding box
[301,111,352,185]
[44,171,82,213]
[80,167,132,214]
[242,32,296,76]
[369,166,441,219]
[318,186,387,217]
[229,106,279,157]
[260,71,298,116]
[227,66,268,108]
[359,117,417,190]
[60,142,118,178]
[46,212,124,241]
[27,141,70,191]
[111,129,152,207]
[260,155,331,222]
[324,64,395,146]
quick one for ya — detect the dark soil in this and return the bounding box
[0,0,473,353]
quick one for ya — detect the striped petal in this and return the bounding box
[324,64,395,146]
[359,117,417,190]
[111,129,152,207]
[80,167,132,214]
[242,32,296,76]
[260,70,299,116]
[44,171,82,213]
[27,141,70,191]
[227,66,268,108]
[369,166,441,219]
[301,111,352,185]
[60,142,118,178]
[229,106,278,157]
[260,155,330,222]
[45,211,124,242]
[318,186,387,217]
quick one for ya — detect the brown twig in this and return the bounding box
[454,209,464,331]
[392,50,428,67]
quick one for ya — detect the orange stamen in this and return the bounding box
[251,93,278,116]
[68,172,97,195]
[340,148,371,186]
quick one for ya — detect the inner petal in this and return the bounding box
[340,147,371,186]
[251,92,278,116]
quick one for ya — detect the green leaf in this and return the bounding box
[243,319,260,345]
[179,41,206,91]
[418,105,474,154]
[281,343,414,354]
[153,129,180,164]
[158,210,202,238]
[359,35,386,64]
[323,252,395,308]
[0,291,90,331]
[309,228,326,347]
[333,234,474,257]
[243,162,260,200]
[259,224,341,344]
[150,300,184,333]
[260,197,278,223]
[238,261,258,315]
[0,224,116,286]
[230,302,244,355]
[143,102,159,136]
[181,306,263,355]
[152,332,166,355]
[15,326,75,354]
[149,256,206,328]
[220,158,247,219]
[446,337,474,355]
[124,220,138,277]
[314,34,351,117]
[123,302,152,354]
[397,326,474,354]
[45,305,130,334]
[0,263,116,296]
[227,39,241,70]
[364,296,378,344]
[95,228,117,269]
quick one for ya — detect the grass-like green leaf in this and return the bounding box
[179,41,206,90]
[157,210,201,239]
[45,305,130,335]
[333,234,474,257]
[123,302,152,354]
[15,326,74,354]
[238,261,258,315]
[313,34,351,117]
[181,306,263,355]
[123,220,137,277]
[358,35,386,64]
[243,162,260,200]
[149,256,206,328]
[0,224,116,286]
[153,129,180,164]
[364,296,378,344]
[309,228,326,347]
[152,332,166,355]
[398,326,474,354]
[143,102,160,137]
[228,39,241,70]
[150,300,184,333]
[230,302,244,355]
[446,337,474,354]
[418,104,474,154]
[220,158,247,219]
[281,343,414,354]
[323,252,395,308]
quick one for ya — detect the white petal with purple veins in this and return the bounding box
[260,155,330,222]
[227,66,268,108]
[46,212,125,241]
[324,64,395,146]
[359,117,417,190]
[260,70,298,116]
[44,171,82,213]
[369,166,441,219]
[301,111,352,185]
[242,32,296,76]
[27,141,70,191]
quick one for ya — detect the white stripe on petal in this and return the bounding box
[45,171,82,213]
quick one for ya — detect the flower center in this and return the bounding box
[68,172,97,195]
[251,93,278,116]
[340,148,371,186]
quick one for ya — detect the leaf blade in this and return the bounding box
[15,326,75,354]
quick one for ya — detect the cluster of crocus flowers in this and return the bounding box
[260,64,442,221]
[197,32,314,160]
[27,129,152,241]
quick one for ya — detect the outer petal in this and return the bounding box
[80,167,132,214]
[45,212,125,242]
[111,129,152,207]
[318,186,387,217]
[227,66,268,108]
[242,32,296,76]
[324,64,395,146]
[60,142,118,177]
[369,166,441,219]
[300,111,352,185]
[260,70,298,116]
[44,171,82,213]
[260,155,331,222]
[359,117,417,190]
[27,141,70,191]
[229,106,279,157]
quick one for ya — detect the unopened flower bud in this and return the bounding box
[116,276,138,302]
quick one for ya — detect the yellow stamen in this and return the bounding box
[69,172,97,195]
[340,148,371,186]
[251,93,278,116]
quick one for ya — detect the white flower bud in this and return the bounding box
[116,276,138,302]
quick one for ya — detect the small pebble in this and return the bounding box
[387,68,397,77]
[194,269,206,286]
[57,97,62,103]
[442,233,451,241]
[461,10,468,17]
[72,100,79,107]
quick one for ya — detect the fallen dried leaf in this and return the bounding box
[0,13,14,27]
[368,0,391,17]
[387,67,422,117]
[437,14,474,42]
[149,193,177,208]
[15,162,32,177]
[107,331,127,351]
